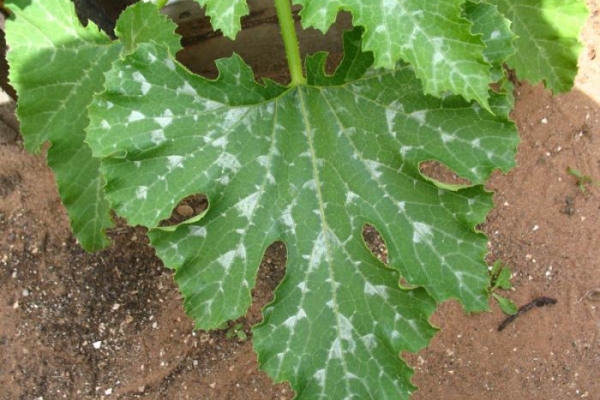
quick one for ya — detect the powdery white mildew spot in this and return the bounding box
[412,222,433,244]
[101,120,110,129]
[329,337,343,359]
[221,107,248,130]
[314,369,326,387]
[164,58,175,71]
[217,250,236,272]
[132,71,151,95]
[127,110,145,123]
[280,204,296,234]
[361,333,377,350]
[441,133,455,143]
[385,108,397,135]
[177,81,196,96]
[345,191,359,205]
[235,243,247,262]
[154,109,173,128]
[297,281,309,293]
[167,155,184,171]
[256,155,269,167]
[364,160,384,179]
[151,130,166,145]
[307,232,327,272]
[136,186,148,199]
[188,225,207,237]
[410,110,427,125]
[216,152,242,173]
[397,201,406,211]
[235,192,261,220]
[338,314,356,353]
[283,308,307,329]
[364,282,390,299]
[202,99,223,112]
[211,136,228,149]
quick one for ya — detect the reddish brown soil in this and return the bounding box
[1,2,599,399]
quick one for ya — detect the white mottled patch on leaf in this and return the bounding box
[127,110,145,123]
[410,110,427,125]
[136,186,148,199]
[314,369,326,387]
[178,81,196,96]
[165,58,175,71]
[167,155,184,170]
[188,225,207,237]
[361,333,377,349]
[235,192,260,219]
[306,231,327,272]
[329,337,343,359]
[364,160,384,179]
[154,109,173,128]
[217,250,236,272]
[216,152,241,172]
[151,130,166,145]
[132,71,151,95]
[283,307,307,329]
[412,222,434,244]
[364,282,389,299]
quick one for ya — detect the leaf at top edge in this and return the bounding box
[191,0,249,39]
[463,1,516,83]
[490,0,588,93]
[295,0,493,108]
[116,1,182,55]
[6,0,118,250]
[86,28,518,398]
[5,0,181,251]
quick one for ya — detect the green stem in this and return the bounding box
[274,0,306,85]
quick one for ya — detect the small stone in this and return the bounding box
[176,204,194,217]
[92,341,102,349]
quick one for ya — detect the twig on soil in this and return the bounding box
[497,296,557,331]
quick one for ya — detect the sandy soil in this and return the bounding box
[0,1,599,399]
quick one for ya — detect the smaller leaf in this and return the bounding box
[116,2,182,55]
[492,0,588,93]
[192,0,249,39]
[464,1,516,82]
[494,265,513,290]
[306,27,374,86]
[493,293,518,315]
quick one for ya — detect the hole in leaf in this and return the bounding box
[159,193,208,227]
[362,224,388,264]
[249,241,287,325]
[419,161,472,187]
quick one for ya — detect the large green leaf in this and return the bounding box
[6,0,118,250]
[86,28,519,398]
[491,0,588,92]
[294,0,493,108]
[5,0,180,251]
